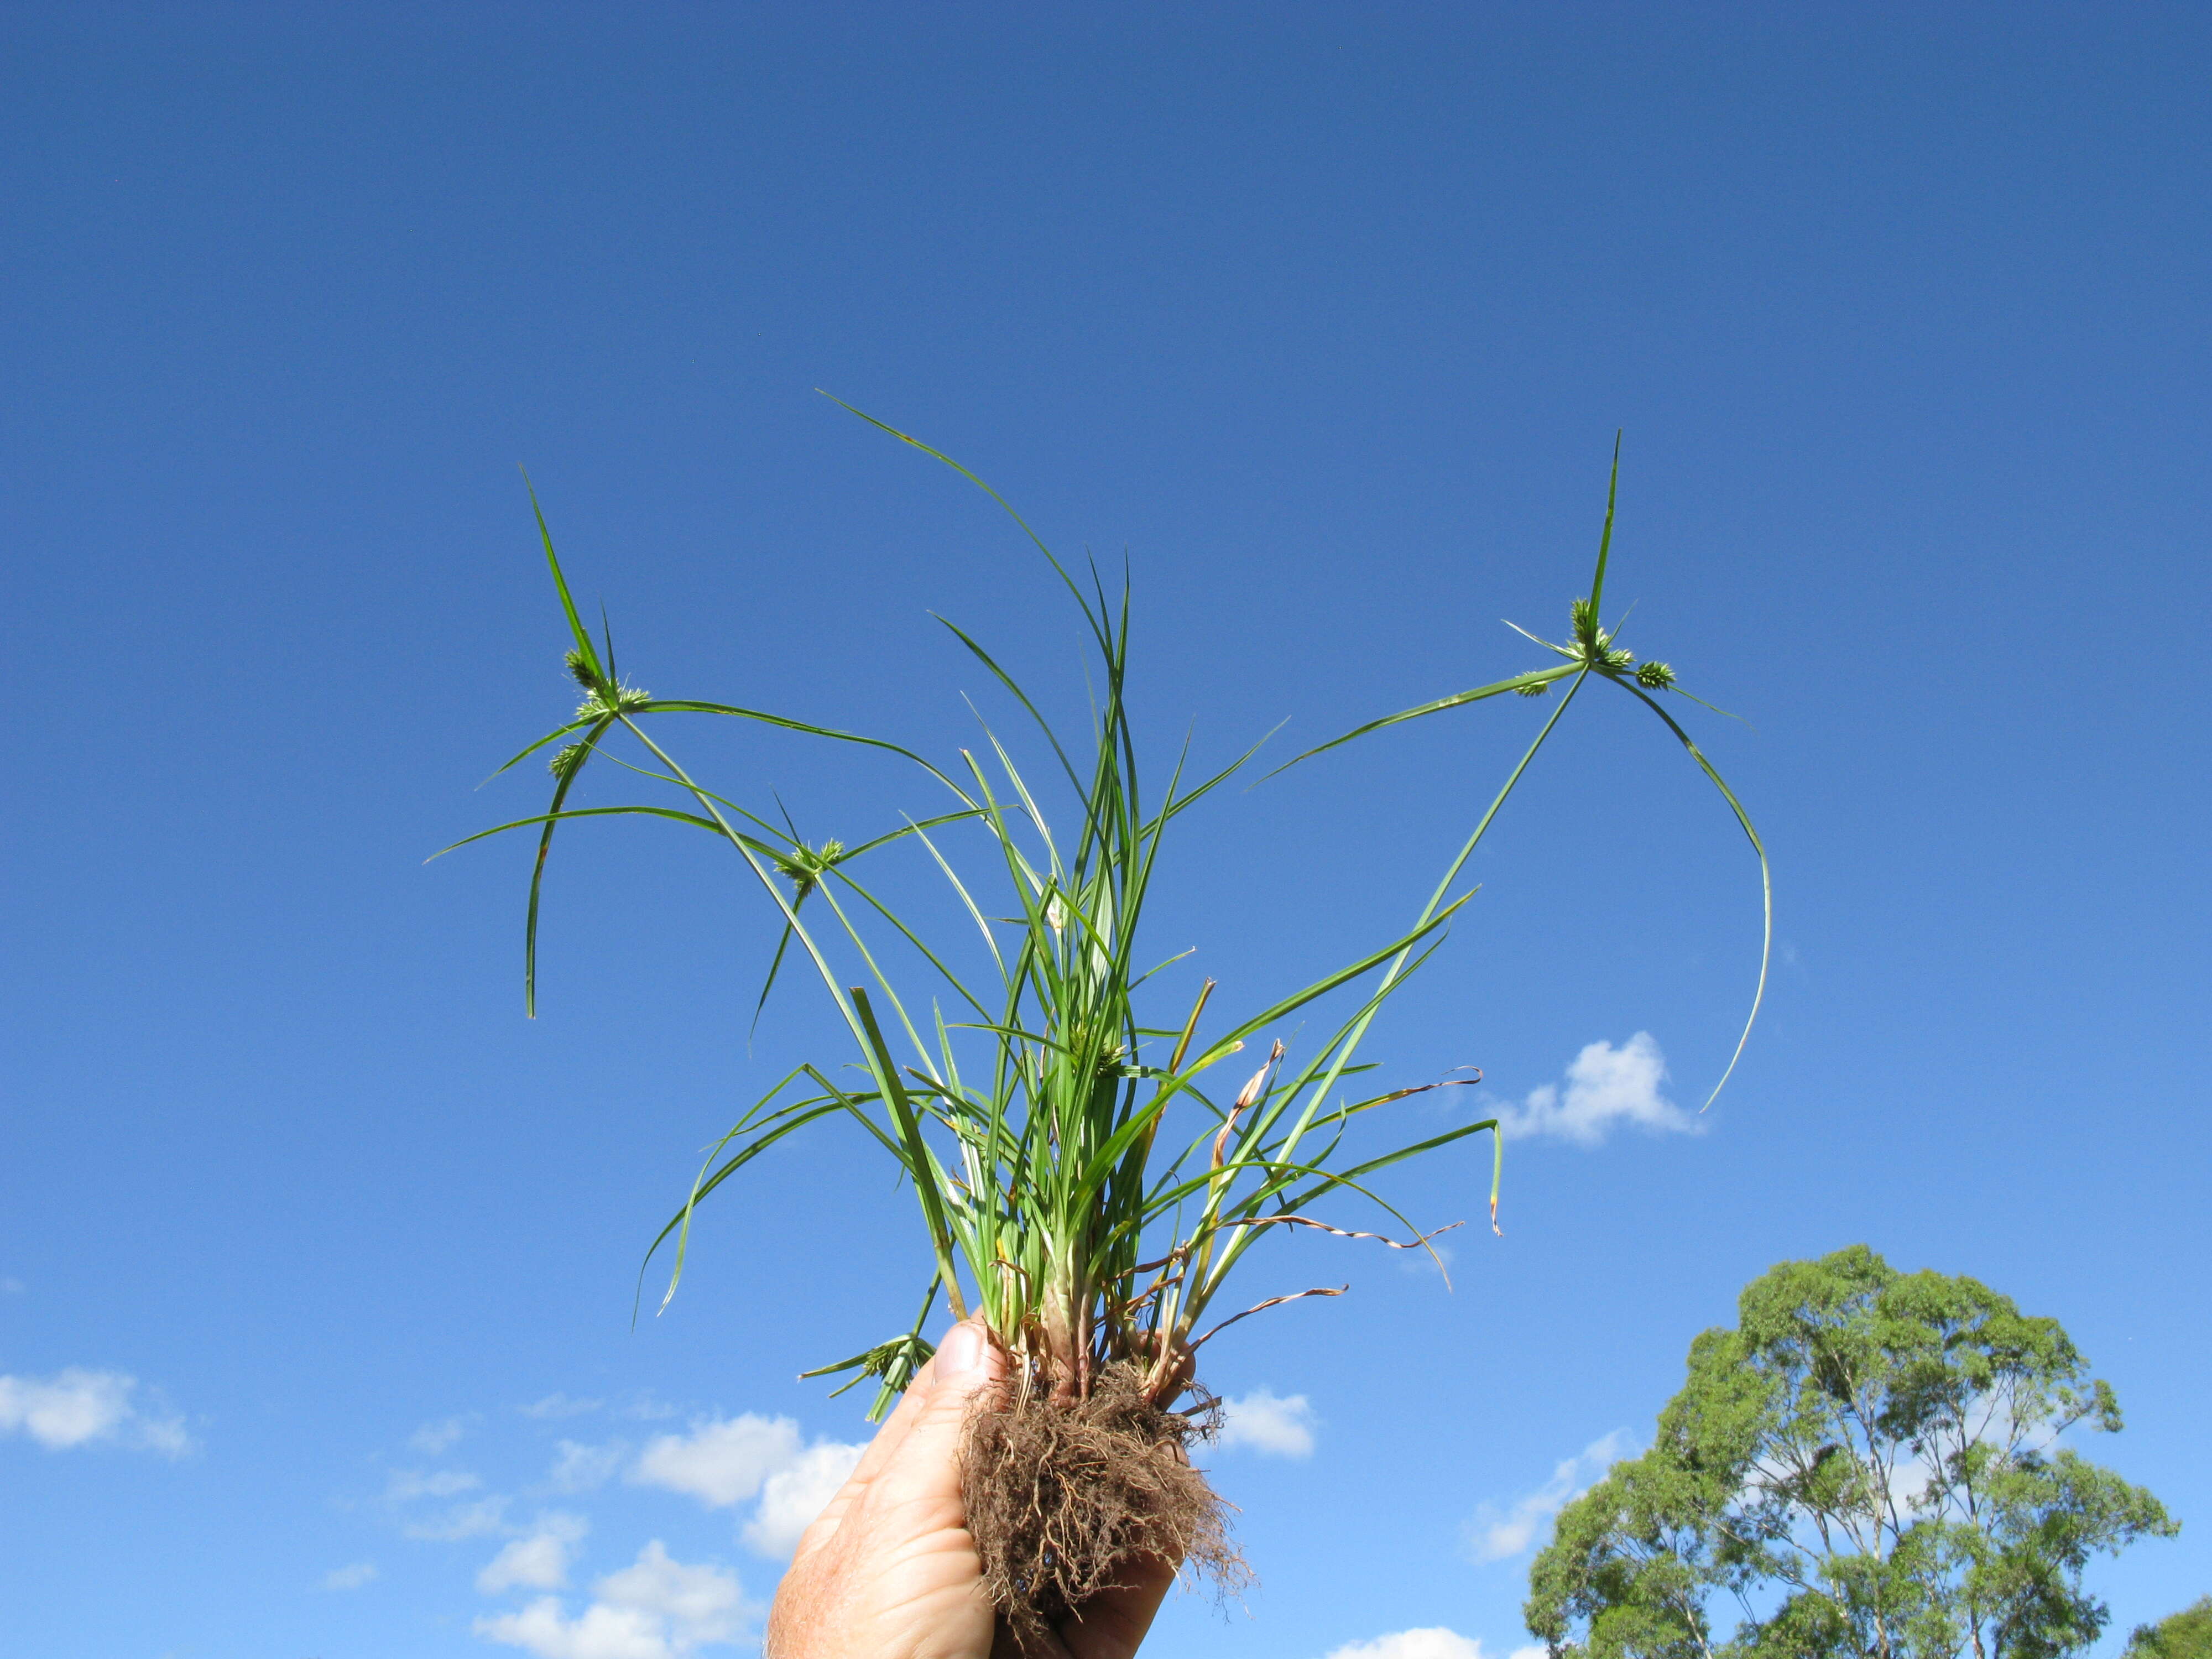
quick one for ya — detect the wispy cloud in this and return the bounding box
[479,1515,589,1594]
[321,1562,378,1592]
[406,1495,513,1542]
[521,1394,603,1421]
[387,1468,482,1501]
[1397,1239,1456,1277]
[1465,1430,1634,1562]
[547,1439,627,1495]
[384,1463,509,1539]
[1324,1629,1488,1659]
[475,1541,750,1658]
[0,1366,194,1456]
[1218,1389,1318,1459]
[1493,1034,1697,1146]
[411,1416,472,1456]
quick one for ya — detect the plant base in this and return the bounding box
[961,1362,1248,1646]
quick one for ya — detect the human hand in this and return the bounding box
[766,1319,1176,1659]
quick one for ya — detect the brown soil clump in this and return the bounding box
[961,1362,1249,1646]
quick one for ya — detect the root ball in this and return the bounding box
[961,1363,1248,1645]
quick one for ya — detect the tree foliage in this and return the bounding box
[1525,1246,2176,1659]
[2126,1599,2212,1659]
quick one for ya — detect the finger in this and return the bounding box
[1056,1554,1178,1659]
[992,1618,1073,1658]
[865,1318,1003,1517]
[985,1552,1175,1659]
[836,1346,945,1491]
[786,1344,953,1562]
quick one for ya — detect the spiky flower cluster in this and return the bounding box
[1636,660,1676,689]
[1563,598,1634,672]
[574,683,651,720]
[774,839,846,903]
[565,645,651,718]
[1569,596,1601,648]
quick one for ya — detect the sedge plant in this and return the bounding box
[446,409,1768,1625]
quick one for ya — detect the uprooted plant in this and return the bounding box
[447,406,1770,1642]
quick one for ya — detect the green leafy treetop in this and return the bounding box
[1525,1245,2178,1659]
[2126,1599,2212,1659]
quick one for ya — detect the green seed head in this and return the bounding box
[573,682,652,720]
[564,647,598,688]
[1569,597,1601,648]
[774,839,845,899]
[1515,679,1551,697]
[1636,660,1676,689]
[548,742,586,779]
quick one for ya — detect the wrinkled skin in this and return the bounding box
[767,1320,1177,1659]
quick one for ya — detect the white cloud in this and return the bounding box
[1465,1430,1634,1562]
[387,1468,482,1501]
[480,1515,589,1594]
[479,1598,667,1659]
[1493,1034,1696,1146]
[1218,1389,1318,1459]
[550,1439,627,1494]
[135,1412,194,1456]
[742,1441,863,1558]
[1325,1629,1487,1659]
[321,1561,378,1591]
[412,1416,471,1455]
[632,1415,802,1509]
[0,1366,194,1455]
[630,1412,863,1558]
[633,1416,872,1557]
[523,1394,604,1421]
[595,1543,746,1648]
[407,1495,513,1541]
[475,1542,747,1658]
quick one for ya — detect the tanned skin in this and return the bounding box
[767,1319,1177,1659]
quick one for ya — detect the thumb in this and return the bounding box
[871,1319,1003,1512]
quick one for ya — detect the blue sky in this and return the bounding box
[4,7,2207,1657]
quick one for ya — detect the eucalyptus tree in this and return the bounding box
[2126,1599,2212,1659]
[1525,1246,2176,1659]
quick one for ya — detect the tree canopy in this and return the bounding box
[1525,1245,2176,1659]
[2125,1598,2212,1659]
